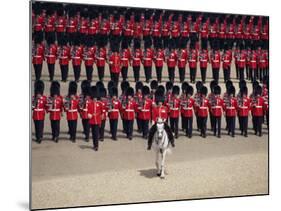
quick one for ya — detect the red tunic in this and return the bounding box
[199,49,209,68]
[251,96,264,116]
[237,96,250,117]
[143,48,154,67]
[79,98,92,120]
[154,49,165,67]
[71,46,83,66]
[96,47,107,67]
[188,49,198,69]
[45,15,56,32]
[152,105,169,122]
[123,20,134,37]
[58,46,70,65]
[121,99,137,120]
[222,51,232,69]
[66,17,78,33]
[109,53,121,73]
[181,97,194,118]
[64,97,79,120]
[197,98,209,117]
[108,99,121,120]
[32,44,44,64]
[177,49,188,68]
[138,98,152,120]
[171,21,180,38]
[200,22,209,38]
[167,50,177,68]
[210,96,224,117]
[32,95,47,120]
[223,97,238,117]
[47,96,63,120]
[56,16,66,33]
[167,97,181,118]
[45,44,57,64]
[33,15,44,32]
[88,100,103,125]
[83,46,96,66]
[88,19,99,35]
[120,48,131,67]
[132,49,143,67]
[211,50,221,69]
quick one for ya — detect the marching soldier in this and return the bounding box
[135,81,143,133]
[71,36,83,82]
[47,81,63,142]
[143,10,152,41]
[32,2,44,36]
[120,81,130,134]
[58,35,70,82]
[44,4,56,43]
[120,39,131,81]
[167,86,181,139]
[83,36,96,81]
[208,15,218,49]
[199,42,209,84]
[165,81,173,105]
[64,81,79,142]
[108,39,121,86]
[78,8,89,43]
[166,39,177,83]
[95,36,107,82]
[66,5,78,46]
[152,11,162,47]
[196,86,209,138]
[143,37,154,83]
[177,38,188,83]
[210,85,224,138]
[200,15,209,48]
[180,82,189,131]
[32,31,44,81]
[123,9,134,45]
[237,86,250,137]
[79,80,92,141]
[154,39,165,83]
[171,13,180,48]
[122,87,137,140]
[88,86,103,151]
[45,33,57,81]
[223,85,237,137]
[251,85,265,136]
[210,41,221,82]
[111,11,123,42]
[132,39,143,82]
[218,15,226,50]
[98,87,108,142]
[237,42,247,81]
[249,46,258,82]
[222,43,232,83]
[188,41,198,83]
[150,80,158,107]
[138,86,153,139]
[194,81,203,131]
[108,87,122,140]
[181,85,195,138]
[262,77,269,130]
[32,80,47,143]
[55,4,66,45]
[208,80,218,131]
[161,12,171,49]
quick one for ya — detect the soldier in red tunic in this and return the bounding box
[32,80,47,143]
[108,39,121,86]
[161,12,171,49]
[166,39,177,83]
[143,10,152,41]
[222,43,232,83]
[189,41,198,83]
[196,86,209,138]
[83,36,96,81]
[223,86,237,137]
[153,39,164,83]
[199,42,209,84]
[32,2,44,37]
[237,86,250,137]
[78,8,89,43]
[47,81,63,142]
[123,9,134,45]
[135,82,143,133]
[88,86,103,151]
[58,35,70,82]
[95,36,107,82]
[210,41,221,82]
[44,4,56,43]
[143,37,154,83]
[132,39,143,82]
[45,33,57,81]
[98,87,108,142]
[200,15,209,49]
[64,81,79,142]
[66,5,78,46]
[32,32,44,81]
[55,4,66,45]
[120,39,131,81]
[177,38,188,83]
[71,36,83,82]
[251,85,265,136]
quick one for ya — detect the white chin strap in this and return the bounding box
[157,118,165,123]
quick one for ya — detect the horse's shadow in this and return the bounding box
[138,168,159,179]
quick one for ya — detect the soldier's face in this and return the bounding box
[36,93,42,98]
[128,96,132,100]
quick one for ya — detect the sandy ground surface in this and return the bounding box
[31,61,268,210]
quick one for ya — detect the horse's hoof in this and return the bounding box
[160,176,165,179]
[157,173,161,177]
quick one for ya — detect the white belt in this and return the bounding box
[250,61,257,63]
[34,108,43,111]
[239,106,248,109]
[144,58,151,60]
[33,55,41,58]
[59,56,68,59]
[227,107,235,109]
[200,107,207,109]
[141,109,150,112]
[156,58,163,60]
[82,109,88,111]
[189,60,195,62]
[183,107,192,110]
[169,59,175,61]
[121,58,128,60]
[255,106,262,108]
[133,58,140,60]
[97,57,104,60]
[109,109,118,112]
[49,109,60,112]
[212,106,222,109]
[240,60,245,62]
[125,109,134,112]
[72,57,80,59]
[201,59,207,61]
[170,108,179,110]
[213,60,219,62]
[68,109,77,112]
[224,60,230,62]
[179,59,185,61]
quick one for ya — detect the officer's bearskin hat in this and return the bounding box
[252,80,260,91]
[200,86,208,96]
[241,86,248,96]
[96,81,105,90]
[91,86,99,99]
[214,85,221,95]
[225,80,233,90]
[166,81,173,92]
[121,81,130,93]
[34,80,44,95]
[99,87,107,98]
[84,86,91,97]
[150,80,158,90]
[126,87,134,97]
[109,86,118,97]
[227,85,236,96]
[68,81,77,96]
[155,88,165,104]
[157,85,165,94]
[81,80,91,95]
[142,86,150,96]
[186,85,194,96]
[196,81,203,92]
[255,85,262,96]
[135,81,143,92]
[210,80,218,93]
[172,85,180,95]
[50,81,60,96]
[181,81,189,93]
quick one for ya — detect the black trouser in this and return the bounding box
[163,36,169,48]
[181,115,187,130]
[121,66,128,81]
[56,32,64,44]
[68,120,77,139]
[110,119,118,139]
[190,67,196,82]
[179,67,186,82]
[140,119,149,138]
[97,66,105,81]
[239,67,245,81]
[198,116,207,136]
[212,68,219,82]
[196,113,201,131]
[122,118,126,132]
[239,116,248,135]
[253,116,263,135]
[223,67,230,82]
[34,64,43,80]
[136,118,142,132]
[209,112,215,131]
[47,63,55,81]
[110,72,120,87]
[235,64,239,79]
[156,66,163,82]
[99,120,106,140]
[60,64,68,81]
[91,124,99,148]
[200,67,207,83]
[213,116,221,136]
[82,119,90,139]
[85,65,93,81]
[168,67,175,83]
[246,66,249,79]
[226,116,236,136]
[259,68,265,81]
[144,66,152,82]
[34,120,44,140]
[73,65,81,82]
[201,38,208,48]
[266,111,269,129]
[185,116,193,137]
[51,120,60,139]
[124,119,134,138]
[133,66,140,82]
[170,117,179,137]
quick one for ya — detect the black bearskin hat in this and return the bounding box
[172,85,180,95]
[91,86,99,99]
[99,87,107,98]
[210,80,218,93]
[109,87,118,97]
[150,80,158,90]
[200,86,208,96]
[214,85,221,95]
[134,39,141,49]
[181,82,189,93]
[186,85,194,96]
[135,81,143,92]
[142,86,150,96]
[34,80,44,95]
[157,85,165,94]
[155,88,165,104]
[121,39,129,49]
[196,81,203,92]
[241,86,248,96]
[144,37,152,49]
[227,85,236,96]
[96,81,105,90]
[239,80,247,89]
[126,87,134,97]
[121,81,130,93]
[166,81,173,92]
[50,81,60,96]
[225,80,233,90]
[81,80,91,95]
[107,80,115,92]
[255,85,262,96]
[68,81,77,96]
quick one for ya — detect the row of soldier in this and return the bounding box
[33,31,269,86]
[32,78,269,151]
